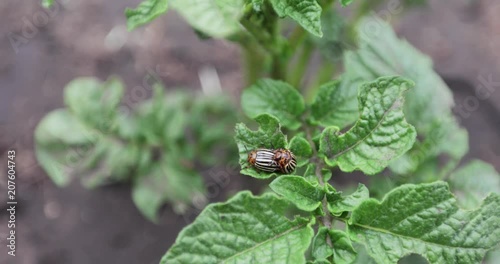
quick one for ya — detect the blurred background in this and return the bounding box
[1,0,500,263]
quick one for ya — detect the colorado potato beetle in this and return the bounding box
[247,148,296,174]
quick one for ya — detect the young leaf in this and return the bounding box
[312,227,357,263]
[345,17,454,135]
[304,163,332,183]
[348,182,500,264]
[124,0,168,31]
[269,0,323,37]
[235,114,288,178]
[449,160,500,210]
[389,116,468,175]
[329,230,357,264]
[310,78,359,129]
[270,175,325,211]
[340,0,353,6]
[161,191,315,264]
[169,0,244,38]
[42,0,54,8]
[242,79,305,130]
[327,183,369,215]
[64,76,124,132]
[312,227,333,260]
[288,134,312,167]
[251,0,264,11]
[312,5,355,62]
[132,157,205,221]
[34,109,97,186]
[319,76,417,174]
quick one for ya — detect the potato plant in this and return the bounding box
[38,0,500,263]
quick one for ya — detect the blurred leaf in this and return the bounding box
[486,247,500,264]
[390,117,468,176]
[319,76,417,175]
[351,243,377,264]
[64,76,124,132]
[125,0,168,31]
[270,175,325,211]
[313,7,355,62]
[304,163,332,183]
[270,0,323,37]
[170,0,244,38]
[449,160,500,210]
[35,109,96,186]
[242,79,305,130]
[234,114,287,178]
[190,95,237,165]
[288,134,312,167]
[41,0,54,8]
[132,156,205,221]
[348,182,500,264]
[161,191,315,263]
[251,0,264,11]
[345,17,454,135]
[340,0,354,6]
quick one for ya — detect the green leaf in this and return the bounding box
[304,163,332,183]
[41,0,54,8]
[348,182,500,264]
[312,228,357,263]
[328,184,369,215]
[234,114,288,178]
[242,79,305,130]
[270,175,325,211]
[270,0,323,37]
[449,160,500,210]
[288,134,312,167]
[390,116,468,176]
[351,243,378,264]
[124,0,168,31]
[64,76,124,132]
[345,17,454,135]
[34,109,96,186]
[329,230,357,264]
[162,191,315,264]
[312,227,333,260]
[251,0,264,11]
[312,7,354,62]
[132,157,205,221]
[486,247,500,264]
[310,78,359,129]
[340,0,353,6]
[170,0,244,38]
[319,76,417,174]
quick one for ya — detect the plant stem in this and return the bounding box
[289,41,314,88]
[241,40,266,86]
[303,120,333,248]
[305,61,335,102]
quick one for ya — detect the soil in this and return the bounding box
[0,0,499,264]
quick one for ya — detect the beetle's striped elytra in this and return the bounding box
[247,148,296,174]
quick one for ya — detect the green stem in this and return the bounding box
[288,26,307,54]
[289,41,314,88]
[304,119,333,248]
[241,41,266,86]
[305,61,335,102]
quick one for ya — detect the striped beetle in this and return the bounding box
[247,148,297,174]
